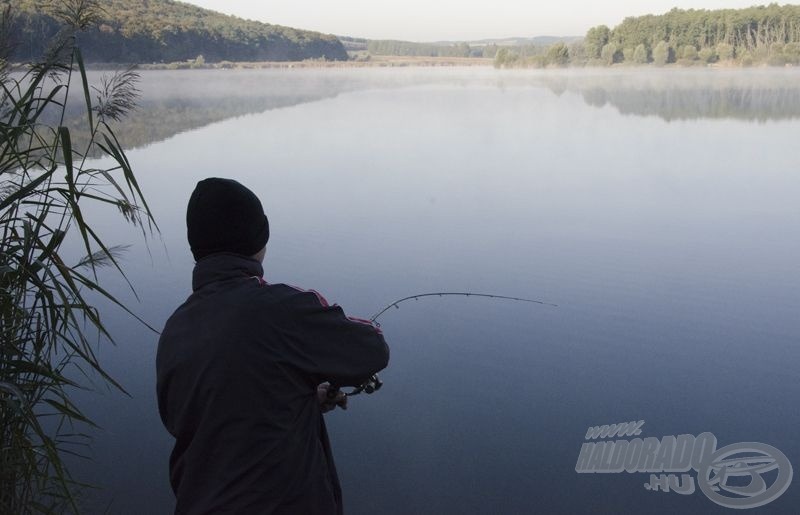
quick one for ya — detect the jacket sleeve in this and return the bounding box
[281,287,390,387]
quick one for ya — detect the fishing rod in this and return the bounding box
[369,292,558,327]
[327,292,557,401]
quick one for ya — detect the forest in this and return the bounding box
[3,0,347,63]
[5,2,800,67]
[496,4,800,68]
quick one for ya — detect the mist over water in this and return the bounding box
[70,68,800,514]
[59,67,800,152]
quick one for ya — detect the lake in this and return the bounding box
[68,67,800,514]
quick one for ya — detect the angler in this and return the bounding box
[156,178,389,515]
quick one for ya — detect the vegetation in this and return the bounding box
[494,39,589,68]
[4,0,347,63]
[1,1,154,512]
[365,37,579,60]
[339,36,368,52]
[367,40,487,58]
[496,4,800,68]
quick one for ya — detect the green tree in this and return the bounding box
[584,25,610,59]
[653,41,670,66]
[600,42,620,65]
[622,47,634,62]
[784,42,800,64]
[568,41,587,64]
[546,42,569,66]
[494,47,509,68]
[682,45,698,60]
[716,42,734,61]
[753,45,769,63]
[504,51,520,67]
[698,47,716,63]
[767,43,786,66]
[527,55,547,68]
[633,43,648,64]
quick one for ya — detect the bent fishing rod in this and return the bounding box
[328,292,558,400]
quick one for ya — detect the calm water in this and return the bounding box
[68,67,800,514]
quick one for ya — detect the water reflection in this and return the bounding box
[61,66,800,514]
[59,69,360,152]
[533,70,800,122]
[52,68,800,154]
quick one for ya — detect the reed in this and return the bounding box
[0,1,155,512]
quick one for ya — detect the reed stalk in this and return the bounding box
[1,2,155,512]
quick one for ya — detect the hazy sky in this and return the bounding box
[187,1,769,41]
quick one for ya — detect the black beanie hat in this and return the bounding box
[186,178,269,261]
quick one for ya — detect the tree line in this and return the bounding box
[4,0,347,63]
[496,4,800,68]
[366,40,497,58]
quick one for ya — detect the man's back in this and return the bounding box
[157,253,389,514]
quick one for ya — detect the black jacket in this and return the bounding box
[156,253,389,514]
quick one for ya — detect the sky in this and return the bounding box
[187,1,772,41]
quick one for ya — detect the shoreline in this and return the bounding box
[131,58,798,72]
[136,56,494,70]
[10,55,796,72]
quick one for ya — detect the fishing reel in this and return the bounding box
[327,374,382,400]
[349,374,383,396]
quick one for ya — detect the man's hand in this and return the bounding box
[317,384,348,413]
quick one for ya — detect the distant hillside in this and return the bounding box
[4,0,347,63]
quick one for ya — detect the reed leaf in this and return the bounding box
[1,4,156,512]
[74,49,93,134]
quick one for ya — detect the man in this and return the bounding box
[157,178,389,514]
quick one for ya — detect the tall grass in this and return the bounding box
[1,2,156,512]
